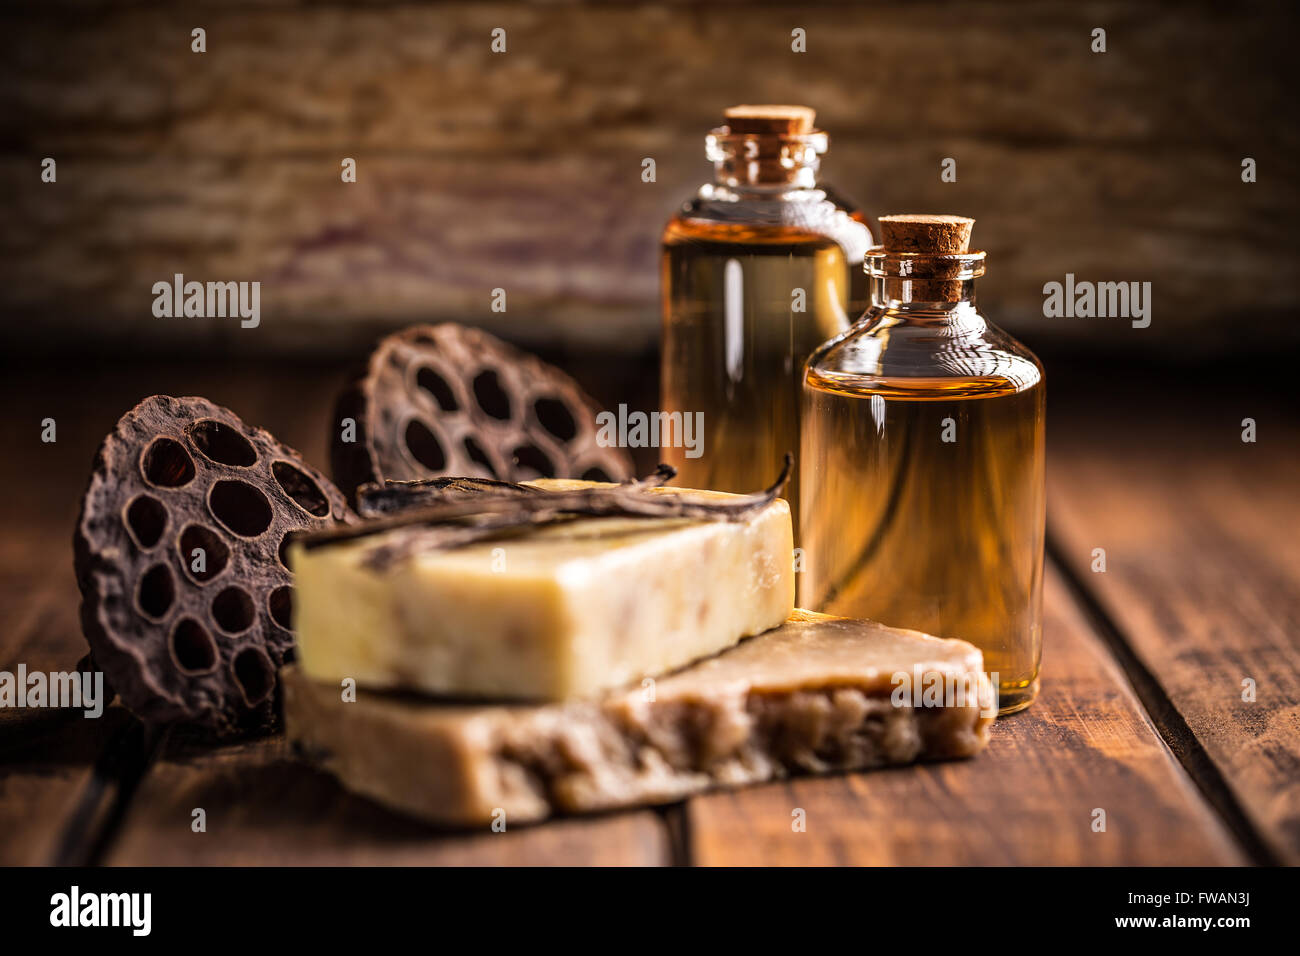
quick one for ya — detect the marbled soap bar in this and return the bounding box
[289,485,794,700]
[283,612,994,826]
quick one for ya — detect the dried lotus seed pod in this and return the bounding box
[73,395,353,735]
[330,323,634,504]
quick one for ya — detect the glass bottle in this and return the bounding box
[660,105,873,539]
[799,215,1045,714]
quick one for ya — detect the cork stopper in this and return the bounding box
[878,214,974,254]
[723,105,817,136]
[876,215,978,302]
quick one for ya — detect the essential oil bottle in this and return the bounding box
[799,215,1045,714]
[660,105,873,537]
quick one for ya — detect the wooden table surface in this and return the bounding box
[1,358,1295,866]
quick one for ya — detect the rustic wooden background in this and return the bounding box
[1,0,1297,360]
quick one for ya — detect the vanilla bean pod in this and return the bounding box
[299,455,792,560]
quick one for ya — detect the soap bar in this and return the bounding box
[283,612,995,826]
[289,484,794,700]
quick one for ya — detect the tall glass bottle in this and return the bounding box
[800,215,1045,714]
[660,105,873,538]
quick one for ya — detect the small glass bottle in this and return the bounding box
[660,105,873,538]
[799,215,1045,714]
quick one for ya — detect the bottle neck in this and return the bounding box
[706,128,826,193]
[866,249,987,327]
[876,276,979,310]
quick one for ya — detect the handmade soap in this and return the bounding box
[283,612,994,826]
[289,484,794,700]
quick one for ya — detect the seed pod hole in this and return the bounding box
[188,419,257,467]
[404,420,446,471]
[512,444,556,479]
[272,460,330,517]
[170,617,218,675]
[268,585,294,630]
[209,479,273,538]
[137,564,175,619]
[232,646,275,706]
[416,366,459,412]
[141,437,195,488]
[463,436,498,478]
[125,494,168,550]
[472,370,512,421]
[278,531,299,570]
[533,397,578,442]
[178,524,230,584]
[212,585,256,634]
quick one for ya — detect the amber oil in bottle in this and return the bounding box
[799,215,1045,714]
[661,106,873,537]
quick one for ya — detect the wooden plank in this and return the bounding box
[0,387,110,865]
[1047,408,1300,864]
[0,534,130,865]
[1,1,1296,356]
[686,568,1244,865]
[104,736,669,866]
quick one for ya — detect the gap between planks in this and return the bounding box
[656,802,694,867]
[47,721,167,866]
[1046,532,1280,866]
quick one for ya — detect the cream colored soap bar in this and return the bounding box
[289,485,794,700]
[283,612,995,826]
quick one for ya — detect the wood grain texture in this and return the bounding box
[1,1,1296,357]
[0,531,129,865]
[1048,409,1300,863]
[104,737,669,866]
[686,569,1244,865]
